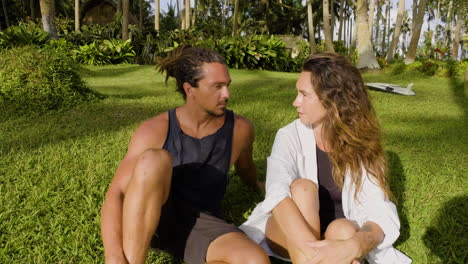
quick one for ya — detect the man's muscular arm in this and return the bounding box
[233,116,263,192]
[100,114,168,263]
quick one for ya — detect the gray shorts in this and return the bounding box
[151,196,243,264]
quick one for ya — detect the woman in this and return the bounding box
[240,53,411,264]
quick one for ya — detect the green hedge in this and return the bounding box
[0,46,102,116]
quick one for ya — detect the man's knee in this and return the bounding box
[226,245,269,264]
[324,218,359,240]
[132,148,172,187]
[290,178,317,195]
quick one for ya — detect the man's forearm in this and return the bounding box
[101,193,127,262]
[237,163,258,188]
[350,221,385,258]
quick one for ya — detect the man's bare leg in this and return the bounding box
[122,149,172,264]
[265,179,320,263]
[206,232,270,264]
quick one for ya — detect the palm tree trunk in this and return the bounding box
[451,14,462,60]
[185,0,190,29]
[368,0,375,40]
[139,0,143,26]
[74,0,79,32]
[191,0,196,28]
[2,0,10,27]
[432,0,440,46]
[307,0,317,53]
[387,0,404,62]
[338,0,345,41]
[330,0,335,39]
[323,0,335,52]
[122,0,129,40]
[404,0,428,64]
[154,0,160,30]
[39,0,58,39]
[232,0,239,36]
[444,0,453,47]
[374,3,381,51]
[356,0,379,69]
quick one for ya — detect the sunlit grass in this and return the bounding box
[0,65,465,263]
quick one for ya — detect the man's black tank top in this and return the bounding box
[162,108,234,218]
[316,146,345,233]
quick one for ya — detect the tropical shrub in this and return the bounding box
[215,35,292,71]
[0,22,49,49]
[73,39,136,65]
[0,46,101,116]
[316,40,349,56]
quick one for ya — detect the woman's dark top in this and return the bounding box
[316,146,345,233]
[162,108,234,218]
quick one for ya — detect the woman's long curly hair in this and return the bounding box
[303,53,391,199]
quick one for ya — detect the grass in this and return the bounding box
[0,64,466,264]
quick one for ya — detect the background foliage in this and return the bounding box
[0,46,101,116]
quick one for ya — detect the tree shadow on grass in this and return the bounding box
[0,100,175,154]
[447,62,467,122]
[423,195,468,264]
[78,64,147,78]
[386,151,410,246]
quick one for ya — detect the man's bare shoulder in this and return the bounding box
[129,112,169,152]
[234,114,254,133]
[233,114,255,141]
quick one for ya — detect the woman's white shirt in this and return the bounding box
[239,119,411,264]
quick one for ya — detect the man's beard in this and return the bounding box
[207,108,226,117]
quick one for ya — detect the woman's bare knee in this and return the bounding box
[290,178,318,195]
[324,218,359,240]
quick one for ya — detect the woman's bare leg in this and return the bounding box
[265,179,321,263]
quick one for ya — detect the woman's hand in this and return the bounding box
[303,238,360,264]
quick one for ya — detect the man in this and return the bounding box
[101,46,269,264]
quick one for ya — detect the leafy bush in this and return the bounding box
[388,60,407,75]
[73,39,136,65]
[316,40,349,56]
[43,38,77,55]
[0,46,102,115]
[0,22,49,49]
[418,59,439,76]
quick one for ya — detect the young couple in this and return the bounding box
[100,46,411,264]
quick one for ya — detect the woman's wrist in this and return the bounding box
[347,235,364,259]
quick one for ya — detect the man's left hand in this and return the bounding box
[303,239,361,264]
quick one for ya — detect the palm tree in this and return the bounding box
[356,0,379,69]
[39,0,58,39]
[232,0,239,36]
[74,0,79,32]
[185,0,190,29]
[381,0,390,55]
[323,0,335,52]
[451,13,463,59]
[404,0,428,64]
[307,0,317,53]
[155,0,160,30]
[368,0,376,39]
[122,0,129,40]
[337,0,345,41]
[2,0,9,28]
[386,0,405,61]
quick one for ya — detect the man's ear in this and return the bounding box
[183,82,192,97]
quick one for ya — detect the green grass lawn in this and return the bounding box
[0,64,466,263]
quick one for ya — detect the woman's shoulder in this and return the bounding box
[276,119,305,136]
